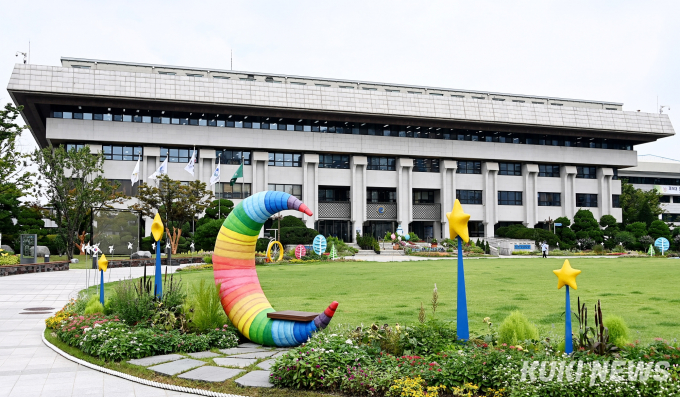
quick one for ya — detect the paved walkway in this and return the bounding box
[0,266,196,397]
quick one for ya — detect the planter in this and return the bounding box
[393,244,401,250]
[431,244,438,248]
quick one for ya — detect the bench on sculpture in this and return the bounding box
[267,311,319,322]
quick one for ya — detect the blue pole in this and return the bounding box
[457,236,469,341]
[565,286,573,354]
[155,240,162,298]
[99,270,104,305]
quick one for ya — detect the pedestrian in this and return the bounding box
[541,242,549,258]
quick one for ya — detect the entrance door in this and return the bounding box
[363,221,396,240]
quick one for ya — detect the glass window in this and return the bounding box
[319,154,350,169]
[660,195,672,203]
[267,152,301,167]
[539,164,560,177]
[661,214,680,222]
[576,194,598,207]
[102,145,142,161]
[457,161,482,174]
[366,188,396,203]
[456,190,483,205]
[217,183,251,199]
[161,147,196,163]
[499,162,522,176]
[498,191,523,205]
[538,192,561,206]
[413,158,440,173]
[268,184,302,199]
[576,166,597,179]
[66,143,86,152]
[413,190,435,204]
[216,150,251,165]
[318,187,350,202]
[109,179,139,196]
[469,221,484,237]
[612,194,621,208]
[367,157,396,171]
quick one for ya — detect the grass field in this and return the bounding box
[92,257,680,343]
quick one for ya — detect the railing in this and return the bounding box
[366,202,397,219]
[318,201,351,219]
[413,203,441,220]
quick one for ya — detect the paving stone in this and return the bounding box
[219,347,263,355]
[228,351,276,359]
[187,351,221,359]
[148,358,205,376]
[127,354,184,367]
[213,357,258,368]
[178,366,243,382]
[237,343,263,349]
[235,370,274,388]
[272,351,288,358]
[257,359,275,371]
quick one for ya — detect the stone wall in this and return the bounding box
[0,261,69,277]
[106,256,204,269]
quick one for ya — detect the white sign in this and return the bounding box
[655,185,680,196]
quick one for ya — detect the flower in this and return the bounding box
[345,339,353,345]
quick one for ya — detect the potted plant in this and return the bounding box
[431,238,438,248]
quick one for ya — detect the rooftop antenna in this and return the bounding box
[231,49,233,70]
[15,51,27,64]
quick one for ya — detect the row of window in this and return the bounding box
[50,106,636,151]
[662,214,680,222]
[659,196,680,203]
[64,144,605,178]
[624,177,680,185]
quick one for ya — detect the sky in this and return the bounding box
[1,0,679,160]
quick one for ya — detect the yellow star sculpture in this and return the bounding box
[446,199,471,243]
[553,259,581,290]
[151,213,164,242]
[98,254,109,272]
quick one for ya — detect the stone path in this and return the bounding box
[0,266,196,397]
[128,344,284,387]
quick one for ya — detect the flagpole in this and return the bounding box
[218,157,221,219]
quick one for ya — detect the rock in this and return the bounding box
[227,351,276,359]
[257,359,276,370]
[70,258,79,263]
[148,358,205,376]
[131,251,152,259]
[0,245,14,254]
[187,351,220,359]
[29,246,50,257]
[234,370,274,388]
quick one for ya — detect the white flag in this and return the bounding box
[184,149,196,176]
[131,155,141,185]
[210,159,221,186]
[148,158,168,180]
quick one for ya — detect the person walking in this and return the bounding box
[541,242,549,258]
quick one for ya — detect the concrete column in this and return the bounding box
[440,160,457,239]
[351,156,368,240]
[396,158,413,232]
[561,166,577,219]
[144,146,160,188]
[482,162,499,237]
[598,168,614,217]
[199,149,215,186]
[523,164,539,227]
[251,151,269,193]
[303,154,319,227]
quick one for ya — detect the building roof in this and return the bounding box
[7,61,675,148]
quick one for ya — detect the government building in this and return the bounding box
[7,58,676,242]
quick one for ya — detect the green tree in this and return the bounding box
[619,181,663,227]
[637,202,656,228]
[599,215,619,249]
[0,104,33,197]
[130,175,213,254]
[32,145,125,259]
[625,222,647,238]
[553,217,576,249]
[613,231,636,249]
[194,219,224,251]
[648,220,671,242]
[571,209,603,243]
[203,199,234,220]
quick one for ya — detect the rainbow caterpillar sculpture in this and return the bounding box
[213,191,338,347]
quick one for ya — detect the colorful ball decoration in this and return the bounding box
[313,235,327,256]
[391,233,396,240]
[295,244,307,259]
[404,234,410,241]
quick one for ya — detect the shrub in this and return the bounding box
[84,296,105,315]
[648,220,671,241]
[408,232,420,242]
[0,251,19,266]
[357,232,379,250]
[402,319,457,355]
[280,227,318,245]
[203,255,212,264]
[614,231,636,249]
[498,311,538,345]
[256,238,270,253]
[604,315,630,348]
[326,236,358,256]
[189,280,229,332]
[279,215,306,228]
[193,218,224,251]
[108,278,155,325]
[592,244,604,254]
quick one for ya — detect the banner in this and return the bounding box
[654,185,680,196]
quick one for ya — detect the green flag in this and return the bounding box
[230,163,243,186]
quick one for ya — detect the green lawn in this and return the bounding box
[92,257,680,343]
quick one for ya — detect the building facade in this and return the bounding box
[618,155,680,226]
[7,58,676,241]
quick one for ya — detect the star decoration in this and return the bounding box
[98,254,109,272]
[446,199,471,243]
[151,213,164,241]
[553,259,581,290]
